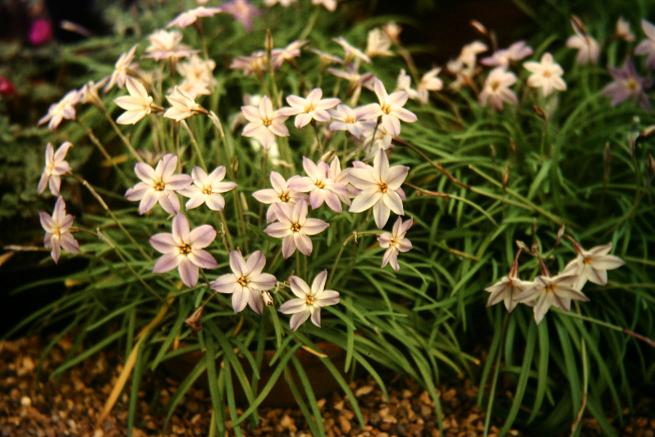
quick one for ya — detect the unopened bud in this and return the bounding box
[265,29,273,53]
[231,157,239,175]
[502,164,509,188]
[570,15,587,34]
[532,105,546,119]
[262,291,273,306]
[556,224,566,246]
[470,19,488,36]
[185,306,204,332]
[515,240,531,254]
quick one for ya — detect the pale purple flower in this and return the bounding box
[223,0,260,31]
[378,217,413,271]
[348,149,408,229]
[566,28,600,65]
[485,255,534,313]
[163,87,206,122]
[38,89,81,130]
[241,95,289,149]
[167,6,222,28]
[125,153,191,215]
[523,53,567,97]
[180,166,237,211]
[230,51,270,76]
[334,37,371,64]
[370,78,417,137]
[104,45,139,92]
[288,157,349,212]
[564,242,625,290]
[38,142,72,196]
[481,41,533,67]
[145,30,196,61]
[312,0,336,11]
[264,0,297,6]
[210,250,277,313]
[615,17,635,42]
[602,60,651,109]
[279,270,340,331]
[366,28,393,58]
[515,272,588,324]
[39,196,80,263]
[150,213,218,287]
[114,77,157,125]
[636,19,655,69]
[272,40,306,64]
[264,200,329,258]
[328,103,377,138]
[279,88,340,129]
[252,171,306,221]
[479,68,517,111]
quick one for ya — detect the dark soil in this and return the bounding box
[1,337,653,436]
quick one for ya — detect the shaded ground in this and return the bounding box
[1,337,653,436]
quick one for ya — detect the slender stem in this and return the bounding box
[181,119,207,170]
[96,101,143,162]
[329,230,380,284]
[77,121,130,186]
[96,229,162,301]
[73,174,150,260]
[217,211,234,251]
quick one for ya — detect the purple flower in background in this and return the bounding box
[602,60,651,109]
[223,0,260,31]
[29,18,53,46]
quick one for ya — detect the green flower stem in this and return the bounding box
[97,101,143,162]
[73,174,150,261]
[77,121,130,186]
[181,119,207,170]
[329,230,380,285]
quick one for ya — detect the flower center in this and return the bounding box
[345,115,356,124]
[202,185,213,195]
[290,222,301,233]
[178,243,192,255]
[378,182,388,193]
[490,80,500,91]
[380,103,391,114]
[582,256,593,265]
[625,79,638,91]
[304,103,316,113]
[154,180,166,191]
[305,294,315,306]
[279,191,290,202]
[542,70,552,78]
[262,117,272,127]
[237,275,249,287]
[315,179,326,189]
[545,284,555,293]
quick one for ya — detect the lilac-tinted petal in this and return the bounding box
[289,311,310,331]
[245,250,266,274]
[149,232,176,253]
[153,253,179,273]
[232,288,249,312]
[189,249,218,269]
[172,213,190,241]
[211,274,238,293]
[178,258,199,287]
[188,224,216,248]
[311,270,328,294]
[229,250,247,275]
